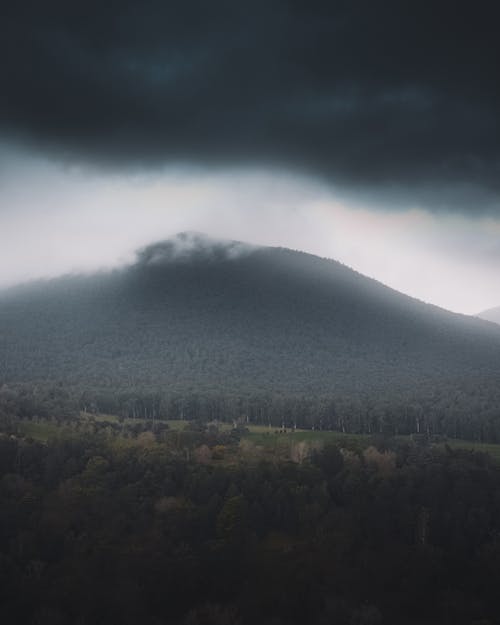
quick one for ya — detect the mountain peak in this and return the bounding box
[135,232,258,267]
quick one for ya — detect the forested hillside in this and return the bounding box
[1,233,500,438]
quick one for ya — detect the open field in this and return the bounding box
[14,415,500,462]
[244,426,371,450]
[18,420,69,442]
[437,438,500,461]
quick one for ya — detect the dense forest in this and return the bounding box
[2,398,500,625]
[1,235,500,441]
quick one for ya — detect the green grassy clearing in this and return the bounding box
[244,426,371,448]
[18,421,69,442]
[436,438,500,461]
[16,416,500,463]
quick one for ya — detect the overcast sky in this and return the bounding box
[1,1,499,314]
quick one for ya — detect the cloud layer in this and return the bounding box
[2,1,500,211]
[0,151,498,314]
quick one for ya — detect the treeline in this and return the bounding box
[3,382,500,443]
[1,418,500,623]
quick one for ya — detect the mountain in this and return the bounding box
[478,306,500,326]
[1,232,500,435]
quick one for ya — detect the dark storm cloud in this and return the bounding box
[1,0,500,210]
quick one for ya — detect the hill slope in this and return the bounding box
[478,306,500,326]
[1,233,500,434]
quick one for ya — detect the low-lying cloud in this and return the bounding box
[136,232,257,266]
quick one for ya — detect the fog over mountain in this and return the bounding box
[1,0,500,317]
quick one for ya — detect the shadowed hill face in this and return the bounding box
[0,235,500,416]
[478,307,500,326]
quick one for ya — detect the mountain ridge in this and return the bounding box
[478,306,500,326]
[1,231,490,323]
